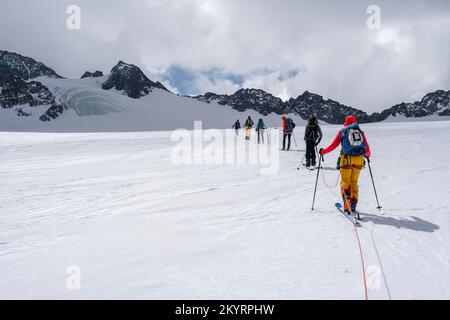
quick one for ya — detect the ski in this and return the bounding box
[302,164,320,171]
[335,203,360,226]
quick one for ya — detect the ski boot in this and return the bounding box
[351,201,357,213]
[351,199,361,220]
[342,192,352,215]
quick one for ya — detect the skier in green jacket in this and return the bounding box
[256,118,267,144]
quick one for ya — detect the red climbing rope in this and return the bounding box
[353,222,369,300]
[321,169,369,300]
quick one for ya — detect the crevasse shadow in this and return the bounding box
[361,213,440,233]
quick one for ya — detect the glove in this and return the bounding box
[319,148,324,155]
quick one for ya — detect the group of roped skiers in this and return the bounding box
[232,117,267,144]
[232,114,371,214]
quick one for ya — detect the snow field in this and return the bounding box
[0,121,449,299]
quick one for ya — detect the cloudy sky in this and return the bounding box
[1,0,449,112]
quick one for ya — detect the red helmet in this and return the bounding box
[344,115,357,127]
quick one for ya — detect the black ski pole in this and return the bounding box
[367,158,382,211]
[297,153,306,170]
[311,152,324,210]
[292,133,298,147]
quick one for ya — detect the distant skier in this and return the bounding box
[319,115,371,214]
[304,116,323,167]
[232,119,241,136]
[256,118,267,144]
[244,116,254,141]
[281,116,296,150]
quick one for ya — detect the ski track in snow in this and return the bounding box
[0,121,449,299]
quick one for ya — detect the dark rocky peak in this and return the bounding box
[369,89,450,121]
[195,88,285,115]
[297,91,323,102]
[0,50,62,80]
[286,92,370,124]
[101,61,168,99]
[420,90,450,110]
[81,70,104,79]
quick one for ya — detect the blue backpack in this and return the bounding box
[286,118,296,132]
[340,123,367,156]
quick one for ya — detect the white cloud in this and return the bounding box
[0,0,449,112]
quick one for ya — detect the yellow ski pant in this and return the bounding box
[340,154,364,209]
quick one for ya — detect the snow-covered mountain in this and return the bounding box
[0,69,64,121]
[101,61,168,98]
[1,73,295,132]
[1,50,450,131]
[0,51,302,131]
[0,50,65,122]
[370,90,450,121]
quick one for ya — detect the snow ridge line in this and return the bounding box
[320,169,369,300]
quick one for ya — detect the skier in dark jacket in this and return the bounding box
[304,116,323,167]
[232,120,241,136]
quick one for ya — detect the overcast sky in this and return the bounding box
[1,0,449,112]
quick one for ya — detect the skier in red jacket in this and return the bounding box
[319,116,371,213]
